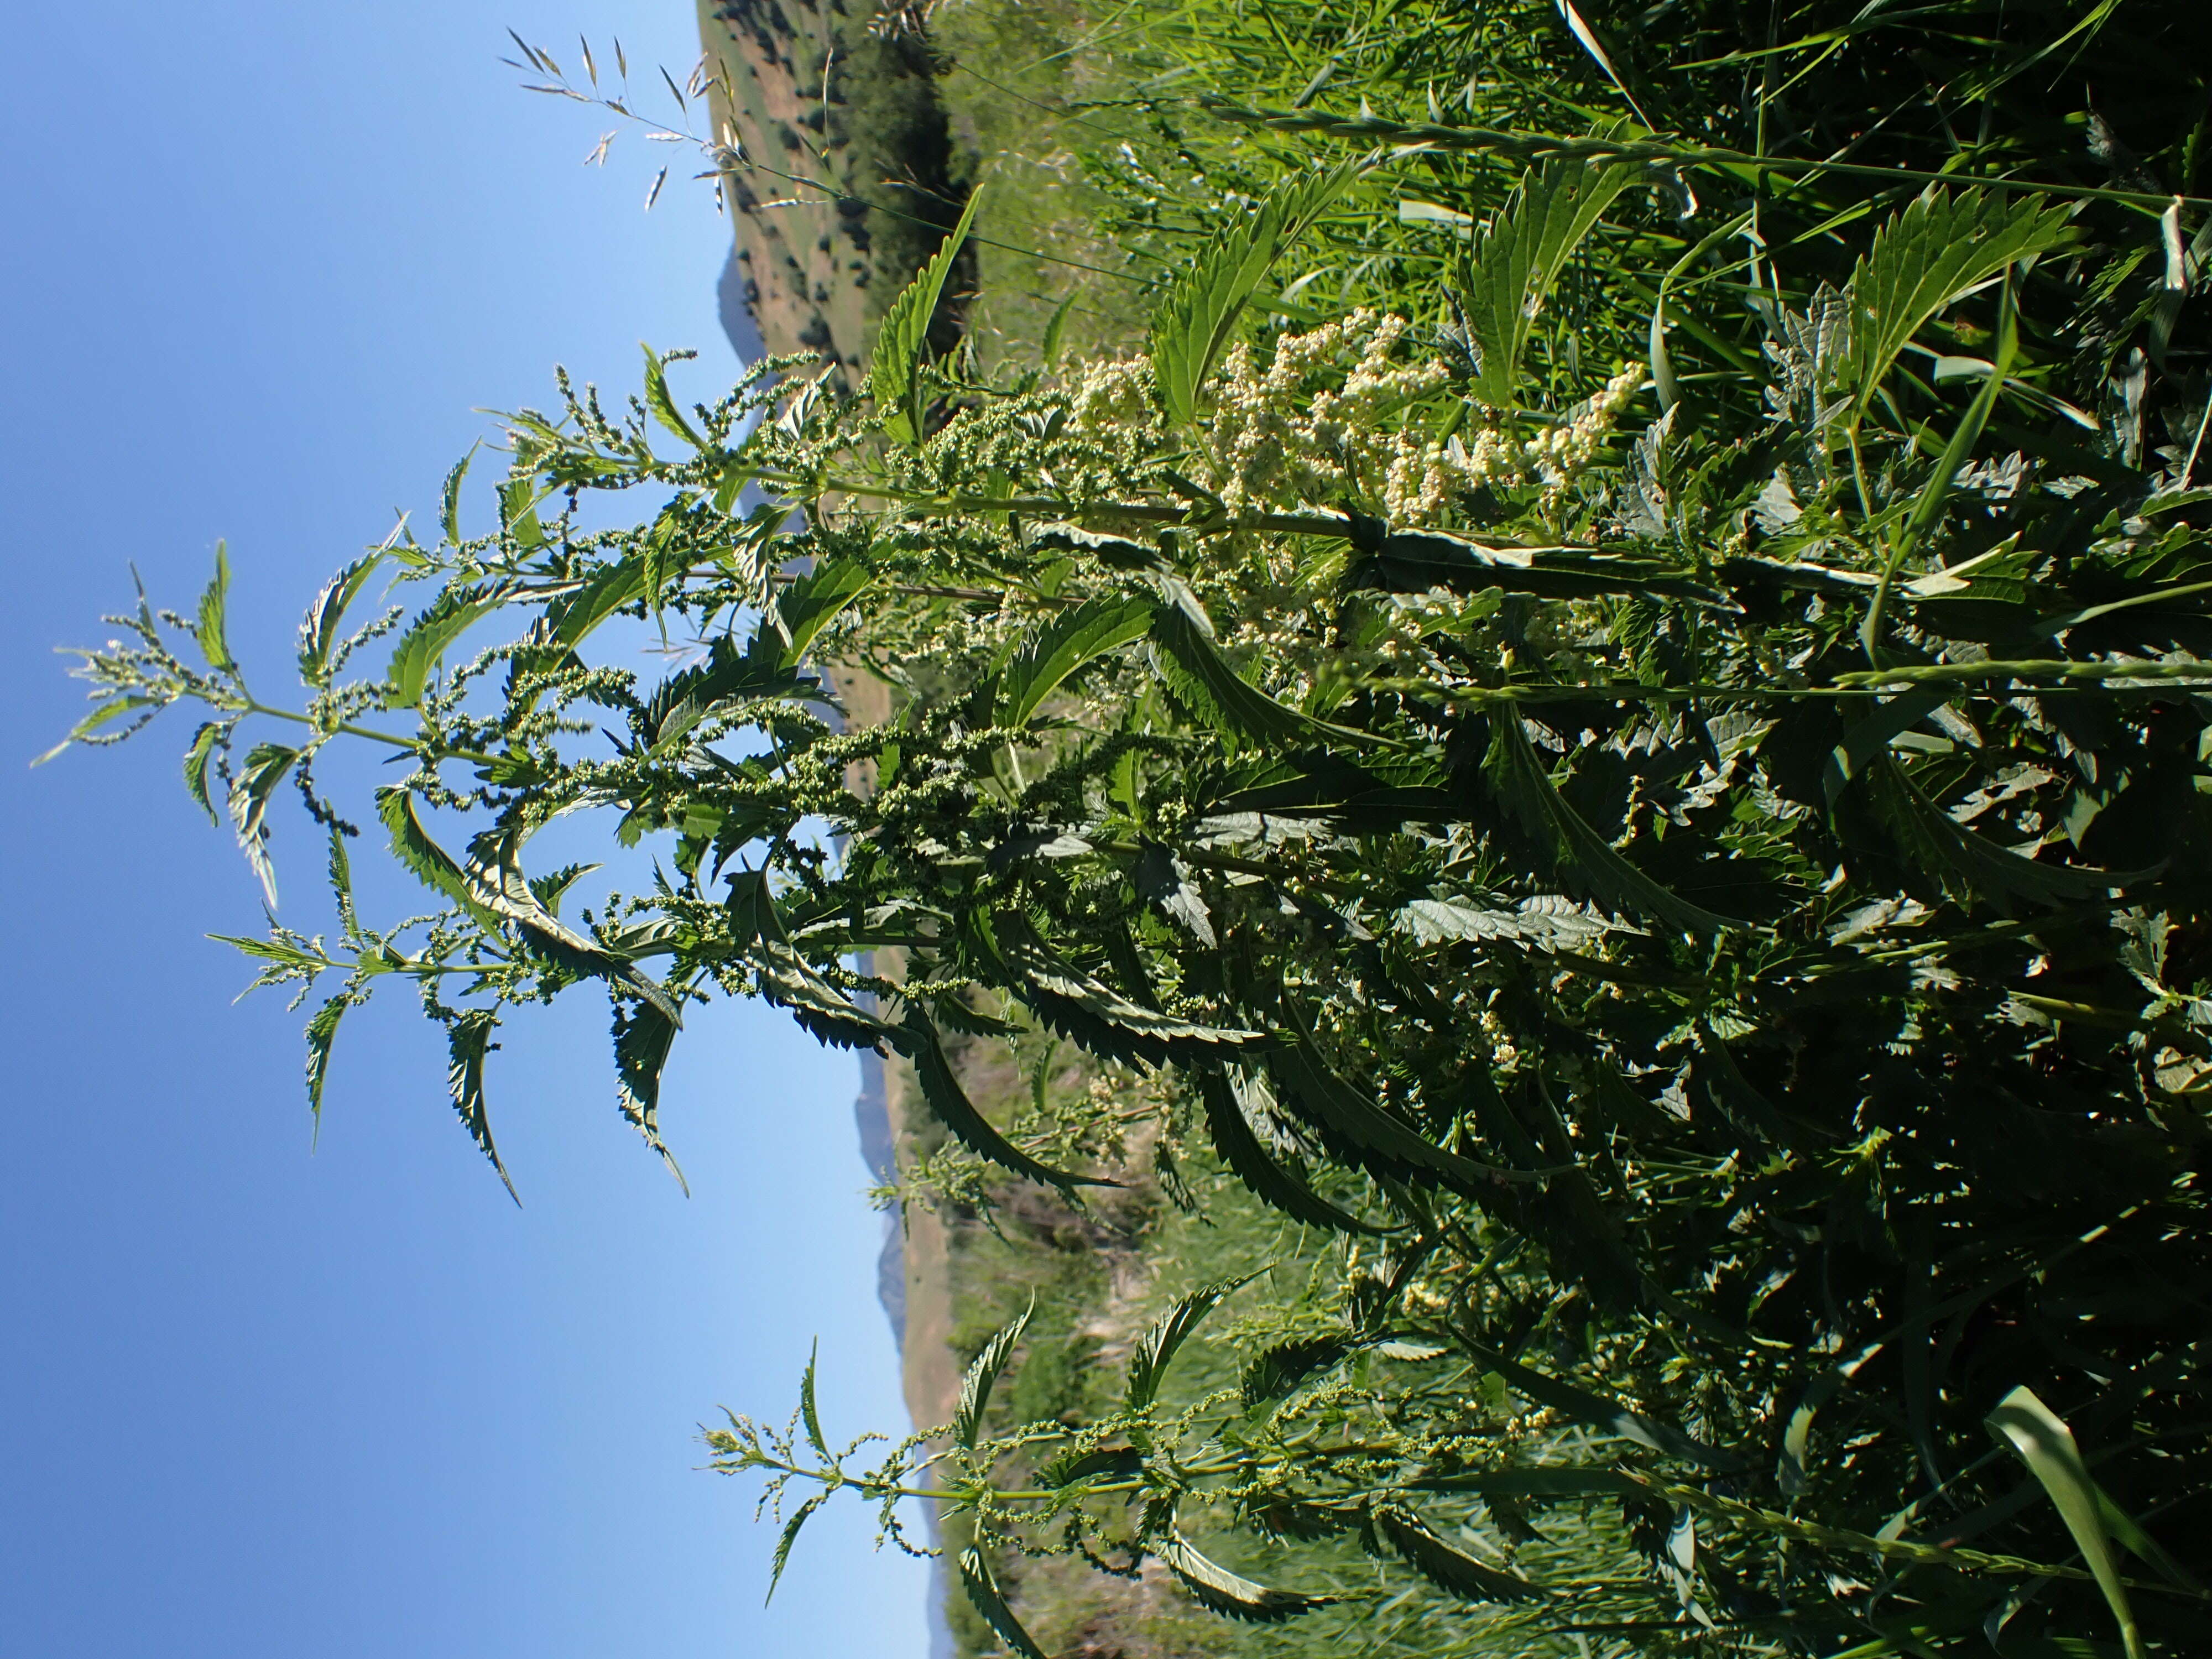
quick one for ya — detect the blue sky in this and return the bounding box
[1,3,930,1654]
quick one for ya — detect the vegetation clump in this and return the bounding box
[52,2,2212,1653]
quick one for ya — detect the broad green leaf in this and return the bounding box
[612,997,687,1192]
[296,554,385,687]
[997,594,1154,726]
[226,742,299,909]
[1126,1271,1258,1412]
[1374,1503,1547,1603]
[765,1493,827,1605]
[798,1340,829,1459]
[385,583,507,709]
[1396,894,1629,952]
[639,634,801,754]
[1001,933,1265,1067]
[1238,1335,1348,1406]
[957,1546,1048,1659]
[445,1009,517,1203]
[305,994,347,1135]
[872,190,983,446]
[1039,293,1073,366]
[182,721,226,826]
[1987,1386,2142,1659]
[1148,601,1352,750]
[1865,757,2125,916]
[1198,1070,1388,1235]
[953,1302,1032,1449]
[1843,190,2073,416]
[1133,841,1214,945]
[195,541,235,673]
[897,1009,1113,1192]
[771,560,873,667]
[1457,156,1639,408]
[545,556,645,648]
[1150,160,1358,429]
[440,444,476,546]
[1484,714,1740,934]
[1469,1344,1740,1470]
[1270,1040,1557,1193]
[640,343,706,449]
[1155,1533,1337,1621]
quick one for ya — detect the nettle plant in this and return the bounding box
[56,143,2212,1653]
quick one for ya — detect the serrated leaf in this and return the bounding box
[640,344,706,448]
[445,1009,517,1203]
[1002,934,1264,1067]
[1468,1344,1739,1470]
[1155,1533,1337,1622]
[1270,1040,1553,1194]
[1484,714,1739,934]
[998,594,1154,726]
[182,721,226,825]
[1149,601,1352,750]
[1199,1070,1386,1235]
[195,541,235,672]
[385,583,507,709]
[765,1492,827,1605]
[798,1340,829,1459]
[1127,1271,1258,1413]
[1133,842,1214,945]
[1987,1386,2142,1659]
[298,554,384,686]
[1374,1503,1547,1602]
[897,1009,1113,1192]
[958,1547,1047,1659]
[227,742,299,908]
[545,557,645,649]
[1843,190,2073,414]
[1396,894,1630,951]
[954,1303,1032,1449]
[873,190,983,446]
[1150,161,1358,429]
[1457,156,1638,408]
[771,560,873,667]
[612,996,687,1190]
[440,445,476,546]
[305,994,347,1134]
[378,790,679,1021]
[1865,757,2126,915]
[1239,1335,1347,1406]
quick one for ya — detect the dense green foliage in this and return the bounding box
[56,2,2212,1653]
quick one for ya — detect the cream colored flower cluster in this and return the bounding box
[1202,310,1450,520]
[1068,356,1162,445]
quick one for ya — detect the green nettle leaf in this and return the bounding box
[1468,1344,1740,1470]
[182,721,226,826]
[1841,189,2073,414]
[1238,1335,1348,1406]
[640,344,706,449]
[1864,757,2124,915]
[384,583,507,709]
[1001,933,1265,1067]
[771,559,873,668]
[1456,155,1638,408]
[798,1340,830,1459]
[195,541,236,674]
[1154,1533,1337,1621]
[1987,1386,2142,1659]
[872,189,984,446]
[765,1492,827,1605]
[297,554,384,686]
[227,741,299,907]
[1374,1503,1548,1603]
[1149,160,1359,429]
[953,1303,1032,1449]
[1147,601,1350,749]
[440,444,475,546]
[1269,1040,1555,1193]
[612,997,687,1191]
[304,994,348,1131]
[997,594,1154,727]
[1198,1070,1389,1235]
[543,555,645,649]
[444,1009,516,1203]
[898,1010,1112,1192]
[1483,714,1739,934]
[958,1547,1048,1659]
[1126,1271,1256,1413]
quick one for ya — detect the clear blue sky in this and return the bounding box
[1,3,931,1654]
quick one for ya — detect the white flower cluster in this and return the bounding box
[1068,356,1162,445]
[1199,312,1646,524]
